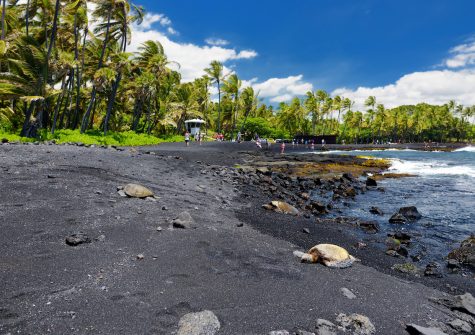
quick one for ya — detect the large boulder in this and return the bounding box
[447,235,475,268]
[398,206,422,220]
[389,213,407,224]
[366,177,377,187]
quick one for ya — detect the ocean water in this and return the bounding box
[318,146,475,266]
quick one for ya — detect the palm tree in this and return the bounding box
[204,60,223,133]
[239,86,257,134]
[222,73,241,139]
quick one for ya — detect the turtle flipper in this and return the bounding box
[323,257,355,268]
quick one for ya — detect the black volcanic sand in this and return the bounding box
[0,141,473,335]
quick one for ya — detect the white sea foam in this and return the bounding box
[454,146,475,152]
[388,159,475,178]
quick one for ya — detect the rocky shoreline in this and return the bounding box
[0,141,474,334]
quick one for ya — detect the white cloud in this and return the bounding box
[140,13,172,29]
[129,15,258,82]
[445,40,475,68]
[332,38,475,110]
[245,75,313,102]
[205,38,230,46]
[333,69,475,110]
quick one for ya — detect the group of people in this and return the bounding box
[184,131,203,146]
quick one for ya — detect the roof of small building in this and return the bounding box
[184,119,206,124]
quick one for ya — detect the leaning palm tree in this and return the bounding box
[204,60,223,133]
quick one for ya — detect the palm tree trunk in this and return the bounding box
[47,0,61,62]
[20,101,36,137]
[103,72,122,135]
[1,0,6,40]
[51,75,68,134]
[217,80,221,133]
[25,0,30,36]
[81,10,112,133]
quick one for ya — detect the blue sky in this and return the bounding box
[129,0,475,108]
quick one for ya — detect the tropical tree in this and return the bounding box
[204,60,223,133]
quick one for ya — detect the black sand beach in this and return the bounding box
[0,141,473,334]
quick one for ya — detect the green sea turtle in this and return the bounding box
[262,201,299,216]
[294,244,356,268]
[118,183,154,198]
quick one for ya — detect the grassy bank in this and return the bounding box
[0,129,184,146]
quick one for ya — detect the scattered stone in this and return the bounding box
[263,201,300,216]
[340,287,356,299]
[386,250,399,257]
[122,183,154,198]
[389,213,407,224]
[354,242,367,249]
[358,221,379,234]
[136,254,144,260]
[295,330,315,335]
[303,228,311,234]
[162,206,168,211]
[392,263,419,275]
[398,206,422,221]
[236,223,244,227]
[406,324,448,335]
[95,234,106,242]
[47,174,57,179]
[385,237,401,251]
[342,172,355,181]
[176,310,220,335]
[315,319,338,335]
[391,231,411,244]
[397,246,409,257]
[369,206,383,215]
[306,201,327,214]
[299,244,356,268]
[301,192,310,200]
[268,331,290,335]
[447,259,461,271]
[156,227,163,232]
[118,190,127,197]
[65,232,91,246]
[424,262,443,277]
[172,211,195,229]
[447,319,472,333]
[336,313,375,335]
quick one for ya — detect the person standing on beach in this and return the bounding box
[184,131,190,146]
[237,131,242,143]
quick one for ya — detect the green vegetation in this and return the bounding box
[0,1,474,144]
[0,129,183,146]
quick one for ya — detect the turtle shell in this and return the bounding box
[123,183,154,198]
[308,244,355,268]
[270,201,299,216]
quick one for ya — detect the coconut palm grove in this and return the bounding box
[0,0,474,144]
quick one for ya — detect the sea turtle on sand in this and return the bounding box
[118,183,154,198]
[262,201,300,216]
[294,244,357,268]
